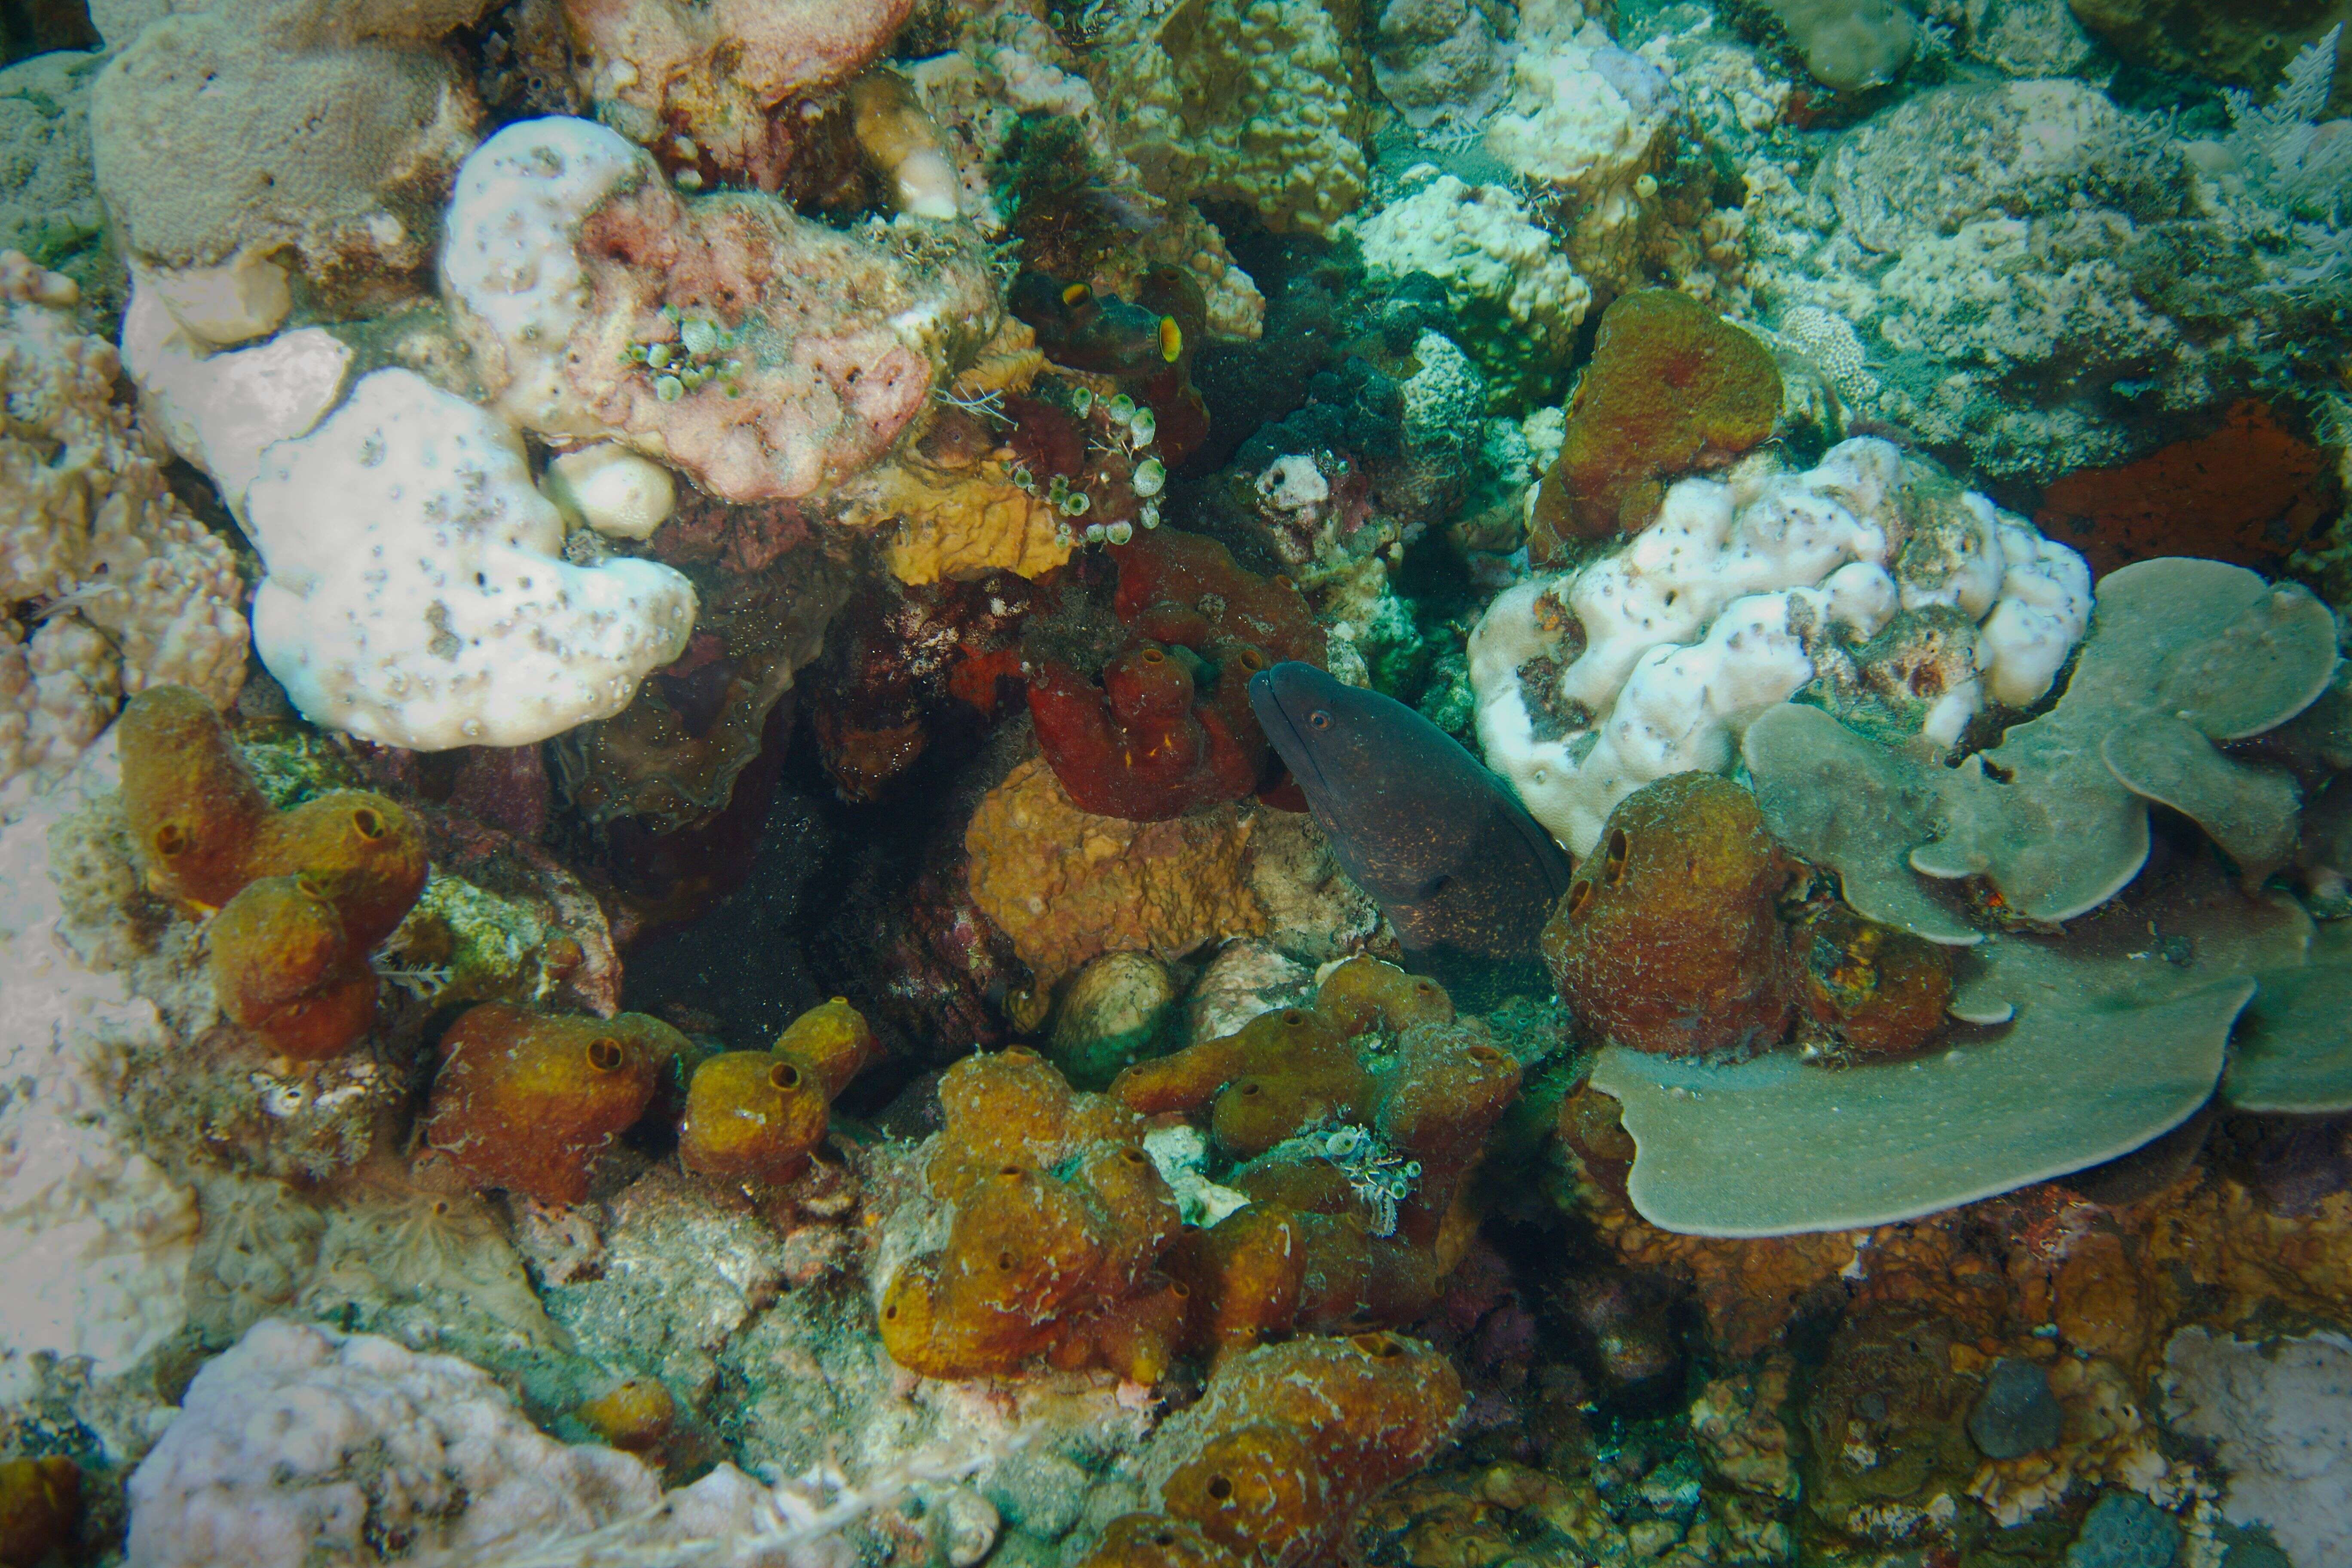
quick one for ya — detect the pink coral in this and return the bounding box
[567,0,914,190]
[575,183,995,499]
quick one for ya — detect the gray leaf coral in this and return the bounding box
[1599,556,2352,1237]
[1589,854,2309,1237]
[1751,557,2337,928]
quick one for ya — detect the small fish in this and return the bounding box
[1250,662,1574,995]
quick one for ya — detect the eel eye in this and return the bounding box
[1308,710,1332,730]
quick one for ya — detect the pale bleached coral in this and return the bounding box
[1467,436,2089,857]
[0,743,199,1388]
[123,1317,661,1568]
[243,367,698,750]
[1085,0,1369,239]
[440,116,1001,502]
[0,254,247,802]
[1482,20,1675,291]
[1354,170,1591,406]
[2163,1326,2352,1568]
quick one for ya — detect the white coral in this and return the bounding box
[0,740,199,1384]
[2163,1326,2352,1568]
[1467,437,2090,854]
[243,368,697,750]
[126,1319,662,1568]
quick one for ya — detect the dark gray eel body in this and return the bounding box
[1250,662,1574,980]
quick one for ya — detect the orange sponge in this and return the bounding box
[1528,289,1780,557]
[879,1048,1184,1381]
[679,997,881,1185]
[119,686,427,1060]
[207,876,380,1062]
[424,1004,686,1204]
[1541,772,1795,1057]
[1074,1333,1463,1568]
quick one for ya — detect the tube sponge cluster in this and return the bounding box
[879,1048,1191,1384]
[1116,958,1522,1348]
[679,997,881,1185]
[119,686,427,1060]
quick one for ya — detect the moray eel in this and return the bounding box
[1250,662,1574,993]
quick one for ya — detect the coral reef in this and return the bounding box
[2162,1327,2352,1568]
[423,1004,688,1204]
[1750,558,2334,926]
[123,1317,658,1567]
[1115,957,1524,1340]
[1528,289,1782,552]
[568,0,914,191]
[90,0,484,332]
[0,254,245,803]
[2035,401,2343,579]
[14,0,2352,1561]
[1084,0,1369,239]
[1481,16,1679,294]
[0,51,113,311]
[1354,172,1590,408]
[1746,55,2352,480]
[964,753,1270,990]
[1472,437,2091,856]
